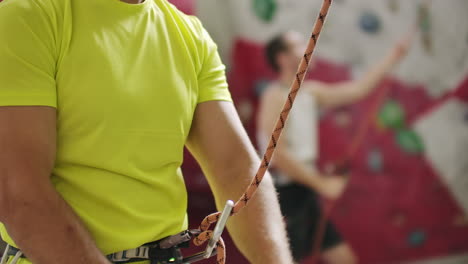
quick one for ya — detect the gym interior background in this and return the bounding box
[1,0,467,263]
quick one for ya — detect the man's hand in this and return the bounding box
[315,175,348,201]
[186,101,294,264]
[390,28,416,63]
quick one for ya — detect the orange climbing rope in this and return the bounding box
[192,1,334,263]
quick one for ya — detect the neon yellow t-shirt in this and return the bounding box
[0,0,231,257]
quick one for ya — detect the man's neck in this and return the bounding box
[120,0,144,4]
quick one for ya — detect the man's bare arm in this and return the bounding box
[0,106,109,264]
[309,32,413,108]
[186,101,294,264]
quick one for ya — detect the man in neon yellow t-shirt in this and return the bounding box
[0,0,293,263]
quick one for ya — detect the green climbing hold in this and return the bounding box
[253,0,277,22]
[418,3,433,53]
[378,100,405,129]
[396,129,424,154]
[407,229,427,247]
[418,3,431,33]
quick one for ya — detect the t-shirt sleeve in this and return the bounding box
[0,1,57,107]
[194,18,232,104]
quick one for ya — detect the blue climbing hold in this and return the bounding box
[368,148,384,173]
[359,11,381,34]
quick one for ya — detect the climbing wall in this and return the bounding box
[197,0,468,98]
[192,0,468,263]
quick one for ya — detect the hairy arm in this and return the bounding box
[0,107,109,264]
[309,33,413,108]
[186,101,294,264]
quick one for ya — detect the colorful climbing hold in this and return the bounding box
[396,129,424,154]
[359,11,381,34]
[368,148,384,173]
[378,100,405,129]
[418,5,431,33]
[418,2,433,53]
[253,0,277,22]
[388,0,399,13]
[407,230,427,247]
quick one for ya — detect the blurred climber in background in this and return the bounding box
[258,30,414,263]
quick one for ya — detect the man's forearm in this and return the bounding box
[356,32,413,98]
[210,157,294,264]
[0,181,109,264]
[311,46,402,108]
[354,51,400,98]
